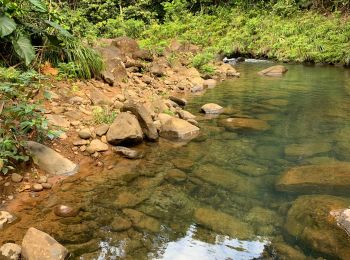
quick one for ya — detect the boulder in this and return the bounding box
[194,207,253,239]
[0,211,16,229]
[258,65,288,76]
[22,227,69,260]
[132,49,153,61]
[95,124,109,137]
[219,118,271,131]
[121,100,158,141]
[284,142,332,157]
[150,63,166,77]
[26,141,79,176]
[276,162,350,195]
[201,103,223,114]
[217,63,240,77]
[285,195,350,259]
[78,128,92,139]
[203,79,217,88]
[106,112,143,145]
[177,110,196,120]
[0,243,21,260]
[111,36,140,54]
[160,117,200,141]
[86,139,109,154]
[113,146,144,159]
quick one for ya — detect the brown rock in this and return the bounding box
[112,36,140,54]
[258,65,288,76]
[54,205,80,217]
[201,103,224,114]
[219,118,271,131]
[160,117,200,141]
[110,216,132,231]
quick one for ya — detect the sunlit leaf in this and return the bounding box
[12,35,36,66]
[0,15,16,37]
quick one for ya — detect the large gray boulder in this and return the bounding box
[160,117,200,141]
[26,141,79,176]
[22,227,68,260]
[106,112,143,145]
[121,100,158,141]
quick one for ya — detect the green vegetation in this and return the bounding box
[92,106,118,124]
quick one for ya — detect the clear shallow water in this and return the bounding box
[5,63,350,259]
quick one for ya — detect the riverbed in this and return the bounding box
[3,63,350,259]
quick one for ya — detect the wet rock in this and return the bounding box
[11,173,23,183]
[236,162,268,177]
[264,242,307,260]
[110,216,132,231]
[114,191,147,208]
[31,183,43,192]
[245,207,282,235]
[331,208,350,236]
[165,169,187,183]
[123,209,160,233]
[0,243,21,260]
[95,124,109,137]
[160,117,200,141]
[26,141,79,176]
[194,207,253,239]
[0,211,16,229]
[113,146,144,159]
[22,227,68,260]
[285,195,350,259]
[276,162,350,195]
[194,164,256,194]
[203,79,217,88]
[284,142,332,157]
[112,36,140,54]
[54,205,80,217]
[46,114,70,129]
[217,63,240,77]
[258,65,288,76]
[78,128,92,139]
[172,158,194,171]
[219,118,271,131]
[177,110,196,120]
[201,103,224,114]
[169,96,187,107]
[86,139,109,154]
[89,89,113,106]
[121,99,158,141]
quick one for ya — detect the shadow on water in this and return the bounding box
[4,63,350,259]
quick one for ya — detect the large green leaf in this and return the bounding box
[12,35,36,66]
[28,0,47,12]
[0,15,17,37]
[45,20,73,38]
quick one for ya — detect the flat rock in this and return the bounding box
[165,169,187,183]
[172,158,194,171]
[194,207,253,239]
[113,191,147,209]
[258,65,288,76]
[110,216,132,231]
[113,146,144,159]
[169,96,187,106]
[219,118,271,131]
[178,110,196,120]
[26,141,79,176]
[0,243,21,260]
[11,173,23,183]
[46,114,70,129]
[0,211,16,229]
[121,99,158,141]
[276,162,350,195]
[22,227,68,260]
[95,124,109,136]
[86,139,109,154]
[160,117,200,141]
[89,89,112,106]
[201,103,223,114]
[285,195,350,259]
[73,140,89,146]
[106,112,143,145]
[284,143,332,157]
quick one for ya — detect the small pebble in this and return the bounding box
[11,173,23,183]
[37,176,48,184]
[7,195,14,200]
[4,182,10,187]
[31,183,43,192]
[107,166,113,170]
[96,161,103,167]
[42,183,52,189]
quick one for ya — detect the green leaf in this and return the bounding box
[12,35,36,66]
[45,20,72,38]
[28,0,47,12]
[0,15,17,37]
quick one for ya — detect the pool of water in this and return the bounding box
[5,63,350,259]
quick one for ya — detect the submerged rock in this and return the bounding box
[26,141,79,176]
[284,142,332,157]
[123,209,160,233]
[160,117,200,141]
[22,227,69,260]
[113,191,148,208]
[194,207,253,239]
[113,146,144,159]
[110,216,132,231]
[276,162,350,195]
[258,65,288,76]
[165,169,187,183]
[219,118,271,131]
[54,205,80,217]
[285,195,350,259]
[0,243,21,260]
[106,112,143,145]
